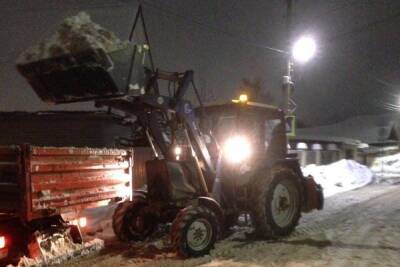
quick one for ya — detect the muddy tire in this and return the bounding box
[112,197,156,242]
[171,205,219,257]
[250,166,302,238]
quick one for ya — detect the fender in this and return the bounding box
[272,158,304,178]
[191,196,224,224]
[133,189,148,199]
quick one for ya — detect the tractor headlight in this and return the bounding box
[223,136,251,164]
[174,146,182,160]
[0,236,5,249]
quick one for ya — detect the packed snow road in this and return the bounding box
[61,184,400,267]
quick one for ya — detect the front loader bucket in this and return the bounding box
[17,43,150,104]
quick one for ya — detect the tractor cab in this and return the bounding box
[199,95,288,181]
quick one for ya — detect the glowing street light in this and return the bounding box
[282,35,317,115]
[291,36,316,63]
[281,35,317,137]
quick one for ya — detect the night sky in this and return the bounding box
[1,0,400,126]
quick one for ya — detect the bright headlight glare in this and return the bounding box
[174,146,182,155]
[223,136,251,164]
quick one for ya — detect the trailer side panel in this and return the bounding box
[27,146,132,221]
[0,145,132,222]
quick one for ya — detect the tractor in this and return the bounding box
[97,72,323,257]
[198,96,323,235]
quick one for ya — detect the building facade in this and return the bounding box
[290,114,400,167]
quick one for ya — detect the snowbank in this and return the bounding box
[370,153,400,184]
[18,12,128,63]
[302,159,373,197]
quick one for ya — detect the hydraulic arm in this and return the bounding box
[96,70,216,194]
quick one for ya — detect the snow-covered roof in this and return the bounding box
[293,133,361,146]
[296,113,400,145]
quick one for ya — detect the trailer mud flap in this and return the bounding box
[302,175,324,212]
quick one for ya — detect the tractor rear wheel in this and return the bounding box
[170,205,219,257]
[250,166,302,238]
[112,197,156,242]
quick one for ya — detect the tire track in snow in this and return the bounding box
[292,185,399,238]
[293,186,400,267]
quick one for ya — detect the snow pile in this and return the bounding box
[302,159,373,197]
[18,12,128,64]
[370,153,400,183]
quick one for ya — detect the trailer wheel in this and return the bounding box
[112,197,156,242]
[250,166,302,238]
[171,205,219,257]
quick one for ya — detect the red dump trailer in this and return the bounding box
[0,144,133,264]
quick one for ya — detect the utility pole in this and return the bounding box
[282,0,295,115]
[282,0,296,136]
[281,1,317,137]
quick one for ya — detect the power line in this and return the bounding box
[5,1,287,55]
[5,0,400,85]
[139,0,287,55]
[6,1,400,58]
[139,1,400,93]
[300,1,358,26]
[327,10,400,43]
[140,0,400,61]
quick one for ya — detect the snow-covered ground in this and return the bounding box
[371,153,400,184]
[54,159,399,267]
[302,159,374,197]
[60,184,400,267]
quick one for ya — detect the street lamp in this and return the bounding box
[282,35,317,114]
[291,36,316,63]
[282,35,316,137]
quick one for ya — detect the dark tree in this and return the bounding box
[199,78,217,103]
[238,78,274,104]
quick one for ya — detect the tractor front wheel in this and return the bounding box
[170,205,219,257]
